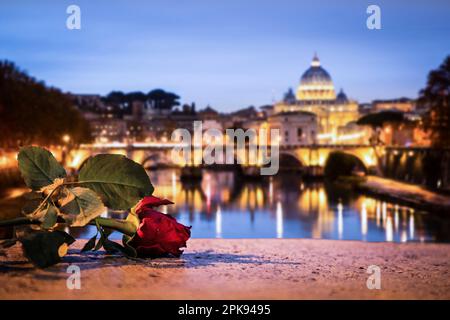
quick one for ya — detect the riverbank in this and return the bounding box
[1,239,449,299]
[357,176,450,213]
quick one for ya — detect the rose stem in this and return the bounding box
[89,217,136,237]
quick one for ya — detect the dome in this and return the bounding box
[336,89,349,104]
[296,54,336,101]
[283,88,296,103]
[300,61,333,86]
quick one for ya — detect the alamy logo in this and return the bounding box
[66,265,81,290]
[366,265,381,290]
[366,5,381,30]
[171,121,280,175]
[66,5,81,30]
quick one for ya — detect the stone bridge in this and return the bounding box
[65,143,380,172]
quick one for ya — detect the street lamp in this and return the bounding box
[62,134,71,144]
[61,134,71,166]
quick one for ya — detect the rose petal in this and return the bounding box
[129,204,191,258]
[135,196,174,213]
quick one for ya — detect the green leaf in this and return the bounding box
[17,146,66,190]
[21,198,44,217]
[78,154,153,210]
[94,235,105,251]
[41,205,58,229]
[102,239,123,254]
[122,234,138,258]
[27,203,50,221]
[104,238,136,257]
[81,234,97,252]
[94,221,106,251]
[59,187,106,227]
[19,230,75,268]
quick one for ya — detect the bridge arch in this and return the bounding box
[323,150,368,178]
[279,151,304,171]
[142,154,163,169]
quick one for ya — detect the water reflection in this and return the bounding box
[132,169,442,242]
[276,201,283,239]
[2,169,448,242]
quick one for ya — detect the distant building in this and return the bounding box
[89,117,127,143]
[268,111,318,146]
[198,106,223,132]
[230,106,259,124]
[260,105,275,117]
[198,105,219,120]
[378,113,430,147]
[70,94,105,112]
[170,103,199,133]
[273,54,360,141]
[358,103,373,116]
[372,98,416,113]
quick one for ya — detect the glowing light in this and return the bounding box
[318,189,326,206]
[363,153,376,166]
[171,171,177,199]
[401,230,408,243]
[205,174,211,212]
[394,205,399,231]
[409,212,415,239]
[0,152,18,169]
[316,133,334,140]
[337,202,343,239]
[256,188,264,208]
[316,131,366,144]
[215,206,222,238]
[336,132,365,142]
[386,216,393,242]
[276,201,283,238]
[6,188,28,199]
[382,202,387,227]
[361,201,368,237]
[69,153,84,168]
[318,155,326,166]
[62,134,71,143]
[376,201,381,226]
[268,179,274,204]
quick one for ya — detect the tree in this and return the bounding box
[147,89,180,110]
[357,110,404,128]
[104,91,126,105]
[357,110,405,146]
[0,60,91,148]
[418,56,450,148]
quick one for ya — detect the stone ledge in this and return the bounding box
[1,239,450,299]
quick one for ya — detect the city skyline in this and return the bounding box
[1,0,449,111]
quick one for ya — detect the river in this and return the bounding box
[1,169,449,242]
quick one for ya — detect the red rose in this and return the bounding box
[129,196,191,258]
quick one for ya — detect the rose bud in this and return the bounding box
[128,196,191,258]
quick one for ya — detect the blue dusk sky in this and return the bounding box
[0,0,449,112]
